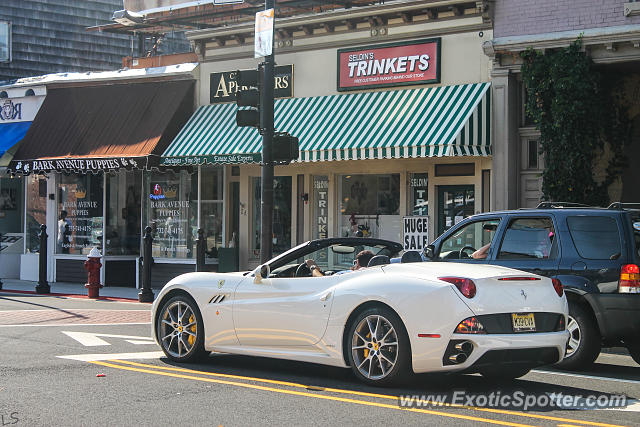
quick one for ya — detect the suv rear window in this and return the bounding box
[567,216,621,260]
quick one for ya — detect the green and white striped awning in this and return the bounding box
[161,82,491,165]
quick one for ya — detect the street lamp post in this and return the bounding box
[260,0,275,264]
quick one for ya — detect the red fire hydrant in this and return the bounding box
[84,247,103,298]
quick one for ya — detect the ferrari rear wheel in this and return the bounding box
[348,306,411,386]
[157,295,206,362]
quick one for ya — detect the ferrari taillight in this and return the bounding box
[439,277,476,298]
[619,264,640,293]
[455,317,486,334]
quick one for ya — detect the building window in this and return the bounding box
[200,167,224,257]
[528,140,539,169]
[251,176,292,257]
[105,171,141,256]
[144,170,197,259]
[57,174,104,255]
[408,173,428,216]
[0,21,10,63]
[338,174,401,240]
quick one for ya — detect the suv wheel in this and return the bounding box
[556,303,601,370]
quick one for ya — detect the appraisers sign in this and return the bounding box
[337,38,440,91]
[210,65,293,103]
[403,216,429,251]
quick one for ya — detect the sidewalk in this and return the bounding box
[0,279,154,302]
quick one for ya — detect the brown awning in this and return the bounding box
[8,79,193,174]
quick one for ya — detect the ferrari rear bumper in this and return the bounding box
[412,330,569,374]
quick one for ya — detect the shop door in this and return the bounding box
[437,185,475,236]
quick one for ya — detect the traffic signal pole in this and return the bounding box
[260,0,275,263]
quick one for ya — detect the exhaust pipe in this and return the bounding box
[454,341,473,354]
[448,353,468,364]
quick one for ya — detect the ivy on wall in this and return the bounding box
[520,38,631,205]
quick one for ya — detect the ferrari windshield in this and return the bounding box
[267,238,402,273]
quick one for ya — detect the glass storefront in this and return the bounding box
[437,185,475,236]
[0,175,24,255]
[200,167,224,258]
[105,171,141,255]
[251,176,292,257]
[144,170,198,259]
[338,174,401,241]
[56,174,104,255]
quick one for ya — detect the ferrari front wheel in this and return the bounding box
[157,295,206,362]
[347,306,411,386]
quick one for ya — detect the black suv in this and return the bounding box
[422,202,640,370]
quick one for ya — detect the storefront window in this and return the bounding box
[437,185,475,236]
[200,167,224,258]
[57,173,104,255]
[144,170,197,259]
[408,173,428,216]
[25,175,46,253]
[105,171,141,255]
[251,176,292,257]
[338,174,401,241]
[0,176,23,234]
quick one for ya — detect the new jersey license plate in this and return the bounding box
[512,313,536,332]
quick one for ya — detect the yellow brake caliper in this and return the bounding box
[364,332,370,358]
[188,315,196,346]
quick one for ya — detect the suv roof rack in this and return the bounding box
[536,202,593,209]
[607,202,640,210]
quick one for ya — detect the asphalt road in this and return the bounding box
[1,292,639,427]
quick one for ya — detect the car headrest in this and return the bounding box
[401,251,423,263]
[368,255,390,267]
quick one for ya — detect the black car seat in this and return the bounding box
[401,251,423,263]
[368,255,390,267]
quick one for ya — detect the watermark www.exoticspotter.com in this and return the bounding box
[397,391,629,411]
[0,411,19,425]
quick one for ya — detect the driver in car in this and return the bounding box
[305,250,374,277]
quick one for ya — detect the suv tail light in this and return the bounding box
[619,264,640,293]
[439,277,476,298]
[552,278,563,297]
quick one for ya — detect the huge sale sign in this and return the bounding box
[337,38,441,91]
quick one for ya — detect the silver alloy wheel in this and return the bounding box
[351,314,398,380]
[159,300,198,358]
[566,315,581,357]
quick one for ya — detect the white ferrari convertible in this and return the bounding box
[152,237,569,386]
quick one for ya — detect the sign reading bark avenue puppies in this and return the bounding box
[9,156,150,175]
[337,38,441,91]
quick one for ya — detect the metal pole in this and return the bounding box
[0,233,3,290]
[35,224,50,294]
[260,0,275,264]
[196,228,205,272]
[138,226,154,302]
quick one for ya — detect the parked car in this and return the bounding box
[152,237,568,386]
[422,202,640,370]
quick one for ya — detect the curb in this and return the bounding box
[0,288,150,303]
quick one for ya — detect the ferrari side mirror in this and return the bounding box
[254,264,270,284]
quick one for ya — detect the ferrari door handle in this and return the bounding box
[320,292,332,301]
